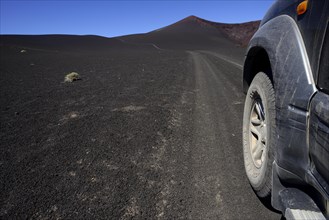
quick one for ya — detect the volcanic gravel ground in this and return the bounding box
[1,36,280,219]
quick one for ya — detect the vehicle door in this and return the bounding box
[309,12,329,189]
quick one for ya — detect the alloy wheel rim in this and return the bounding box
[249,98,267,169]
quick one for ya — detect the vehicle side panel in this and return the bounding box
[245,15,317,180]
[262,0,329,84]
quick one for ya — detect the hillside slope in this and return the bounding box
[0,35,154,53]
[119,16,260,50]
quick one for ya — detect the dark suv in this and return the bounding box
[242,0,329,219]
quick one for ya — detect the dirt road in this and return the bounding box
[0,44,280,219]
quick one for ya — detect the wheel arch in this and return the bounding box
[243,46,273,94]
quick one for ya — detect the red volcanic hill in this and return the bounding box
[0,16,260,52]
[153,15,259,43]
[119,15,260,50]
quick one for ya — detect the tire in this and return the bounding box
[243,72,276,199]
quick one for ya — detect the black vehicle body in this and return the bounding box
[243,0,329,218]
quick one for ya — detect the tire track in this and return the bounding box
[186,51,279,219]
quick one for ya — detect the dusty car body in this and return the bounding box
[242,0,329,219]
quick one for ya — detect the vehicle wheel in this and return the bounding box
[243,72,276,198]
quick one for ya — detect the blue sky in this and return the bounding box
[0,1,274,37]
